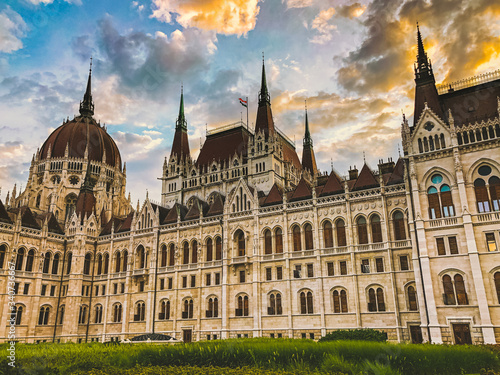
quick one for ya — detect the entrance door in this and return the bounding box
[183,329,192,343]
[452,324,472,345]
[409,325,423,344]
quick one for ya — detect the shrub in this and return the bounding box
[318,329,387,342]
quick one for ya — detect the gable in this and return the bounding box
[411,106,451,154]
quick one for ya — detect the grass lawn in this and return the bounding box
[1,338,499,375]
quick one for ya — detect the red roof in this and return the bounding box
[352,164,379,191]
[163,203,188,224]
[279,134,302,172]
[39,116,121,169]
[35,212,64,234]
[0,199,12,224]
[319,171,344,196]
[75,190,96,224]
[289,177,312,201]
[9,206,40,230]
[386,158,405,185]
[170,128,191,162]
[261,183,283,206]
[255,103,275,138]
[439,79,500,127]
[414,82,443,126]
[196,126,250,169]
[206,194,225,217]
[301,144,317,175]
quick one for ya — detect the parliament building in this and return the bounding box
[1,28,500,345]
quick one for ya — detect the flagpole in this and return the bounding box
[246,96,249,132]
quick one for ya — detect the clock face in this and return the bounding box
[424,121,434,131]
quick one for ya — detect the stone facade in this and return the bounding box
[1,29,500,344]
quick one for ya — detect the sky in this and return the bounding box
[0,0,499,204]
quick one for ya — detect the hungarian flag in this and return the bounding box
[239,98,247,108]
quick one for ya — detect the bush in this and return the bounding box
[318,329,388,342]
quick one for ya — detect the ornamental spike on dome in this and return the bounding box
[79,57,95,117]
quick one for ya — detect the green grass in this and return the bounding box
[1,338,498,375]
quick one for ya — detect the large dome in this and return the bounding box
[39,116,122,169]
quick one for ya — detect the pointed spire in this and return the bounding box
[301,101,318,176]
[81,162,94,192]
[414,23,434,84]
[303,100,312,147]
[259,53,270,107]
[136,199,140,213]
[170,86,191,163]
[176,85,187,130]
[75,162,96,224]
[416,23,427,67]
[254,55,275,138]
[79,57,95,117]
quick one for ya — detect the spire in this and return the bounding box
[301,103,318,176]
[254,55,275,138]
[303,101,312,147]
[258,53,270,107]
[81,163,94,192]
[414,23,434,85]
[79,57,95,117]
[416,23,427,67]
[75,162,96,224]
[413,24,443,125]
[169,86,191,163]
[176,85,187,130]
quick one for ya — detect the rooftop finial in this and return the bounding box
[79,57,95,117]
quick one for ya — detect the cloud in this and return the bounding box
[283,0,313,8]
[150,0,260,36]
[336,0,500,96]
[337,3,366,19]
[131,1,145,13]
[0,7,27,53]
[310,7,336,44]
[93,17,217,95]
[112,131,163,160]
[27,0,82,5]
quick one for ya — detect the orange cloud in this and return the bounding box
[151,0,260,36]
[310,7,336,44]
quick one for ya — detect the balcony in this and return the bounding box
[322,246,348,255]
[291,250,315,258]
[392,240,411,248]
[230,256,248,265]
[262,253,284,261]
[132,269,148,276]
[473,212,500,224]
[428,217,459,228]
